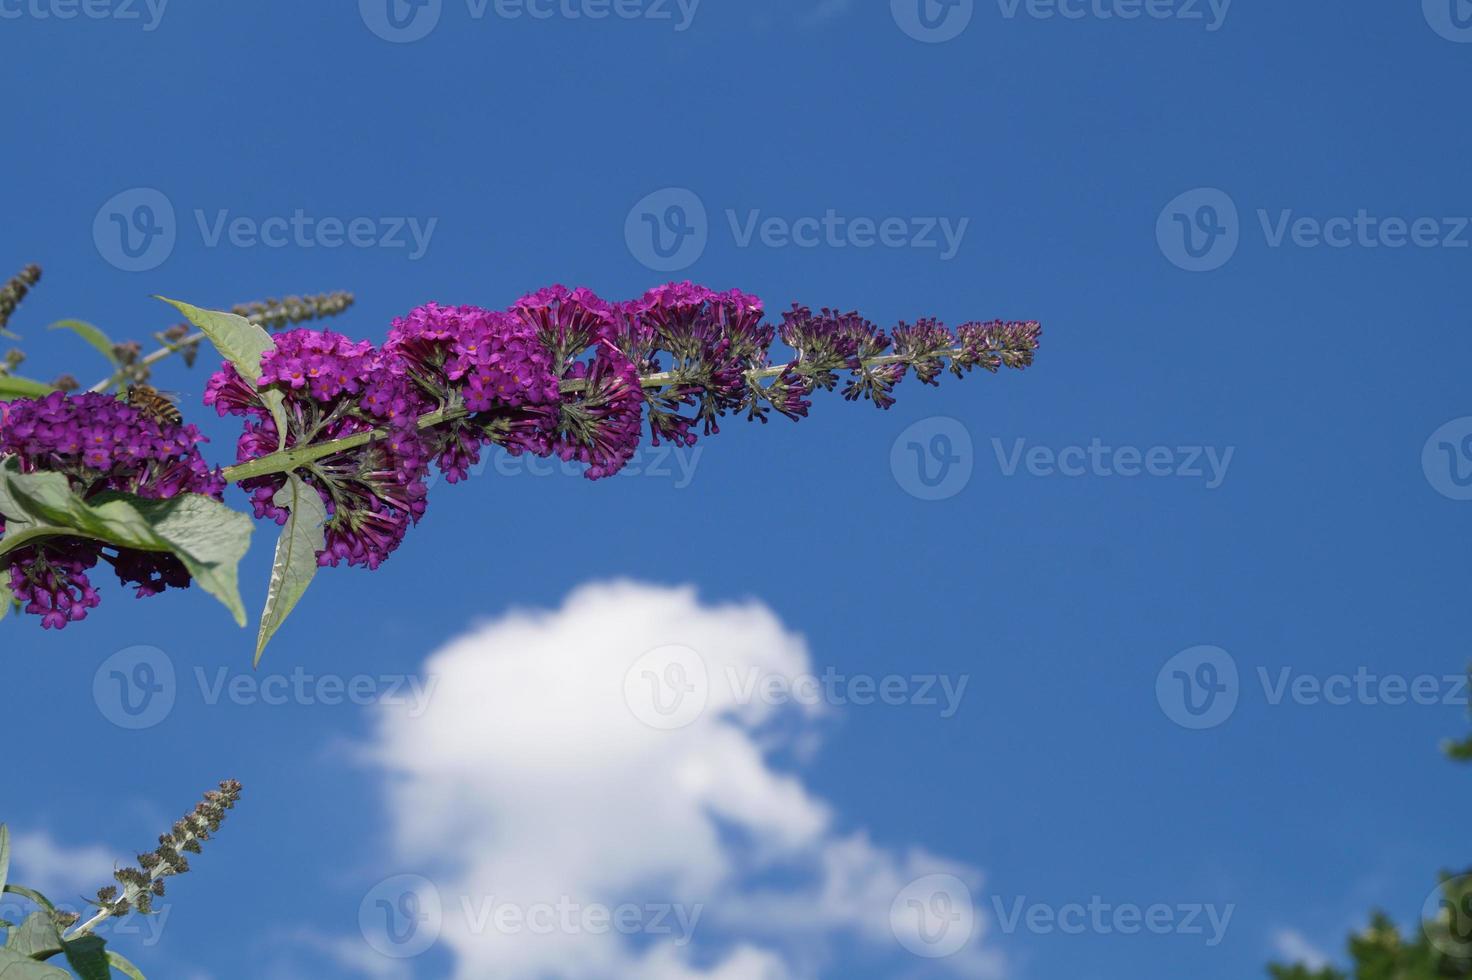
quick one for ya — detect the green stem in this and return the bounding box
[87,331,205,394]
[219,349,974,485]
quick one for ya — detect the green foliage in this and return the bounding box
[0,377,54,399]
[44,323,118,368]
[0,459,253,626]
[255,474,327,665]
[0,845,143,979]
[1269,679,1472,979]
[155,297,289,450]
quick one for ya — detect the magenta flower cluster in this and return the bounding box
[0,392,223,628]
[2,281,1040,628]
[205,329,429,571]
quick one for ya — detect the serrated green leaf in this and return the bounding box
[104,950,146,980]
[0,948,69,978]
[0,461,253,627]
[0,826,9,896]
[62,937,110,980]
[255,474,327,666]
[155,297,289,450]
[4,913,60,958]
[45,321,118,367]
[0,377,54,399]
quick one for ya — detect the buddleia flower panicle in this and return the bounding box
[0,262,41,332]
[0,391,224,628]
[207,329,429,570]
[232,291,356,331]
[93,780,242,920]
[2,281,1037,626]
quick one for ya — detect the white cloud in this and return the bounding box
[359,580,998,980]
[1271,928,1332,971]
[5,829,122,900]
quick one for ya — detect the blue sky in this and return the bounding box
[1,1,1470,978]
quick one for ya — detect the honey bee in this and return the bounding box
[125,384,183,426]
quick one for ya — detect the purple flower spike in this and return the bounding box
[0,391,224,628]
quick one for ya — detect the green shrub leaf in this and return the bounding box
[61,937,110,980]
[0,460,253,627]
[154,297,289,449]
[45,321,118,367]
[104,950,146,980]
[3,913,60,958]
[0,377,55,399]
[0,948,69,978]
[255,474,326,666]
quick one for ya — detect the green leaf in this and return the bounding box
[0,461,253,627]
[255,474,326,666]
[0,948,69,978]
[155,297,290,450]
[0,568,12,623]
[61,938,110,980]
[4,912,61,958]
[1,886,55,914]
[0,826,9,896]
[0,377,54,399]
[45,321,118,367]
[104,950,146,980]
